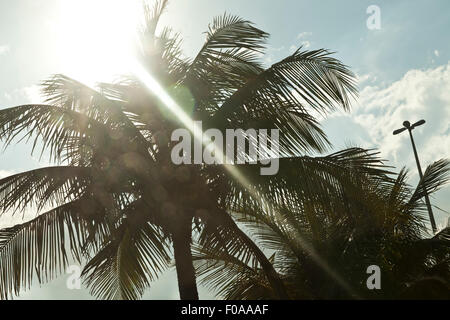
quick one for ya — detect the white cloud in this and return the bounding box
[262,45,286,66]
[300,40,311,49]
[267,45,285,52]
[0,170,15,179]
[290,41,311,52]
[322,62,450,228]
[22,85,43,103]
[353,62,450,168]
[3,85,43,104]
[294,32,312,49]
[0,45,10,56]
[356,73,377,85]
[434,50,440,57]
[297,32,312,39]
[0,45,10,55]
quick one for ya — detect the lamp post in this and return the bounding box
[393,119,437,233]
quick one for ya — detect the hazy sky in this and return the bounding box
[1,0,449,299]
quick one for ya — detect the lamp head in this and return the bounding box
[412,119,426,128]
[403,121,411,129]
[393,127,407,135]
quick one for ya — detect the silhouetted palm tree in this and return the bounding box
[0,0,360,299]
[193,157,450,299]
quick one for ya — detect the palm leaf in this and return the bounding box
[0,166,90,213]
[207,48,358,154]
[0,200,94,299]
[82,219,170,300]
[183,14,267,112]
[410,159,450,204]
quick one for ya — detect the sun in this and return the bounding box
[57,0,143,86]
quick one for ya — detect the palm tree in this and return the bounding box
[0,0,360,300]
[193,157,450,299]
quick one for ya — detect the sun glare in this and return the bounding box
[58,0,143,86]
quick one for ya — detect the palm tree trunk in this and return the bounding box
[172,216,199,300]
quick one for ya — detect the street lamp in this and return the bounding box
[393,119,437,233]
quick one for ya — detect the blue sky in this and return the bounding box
[0,0,449,299]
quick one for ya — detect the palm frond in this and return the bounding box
[0,200,93,300]
[142,0,169,38]
[207,148,392,218]
[0,166,90,213]
[82,219,170,300]
[183,14,267,113]
[40,75,153,159]
[193,244,276,300]
[0,104,108,162]
[410,159,450,204]
[208,48,358,154]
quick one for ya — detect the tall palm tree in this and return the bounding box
[0,0,360,299]
[193,157,450,299]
